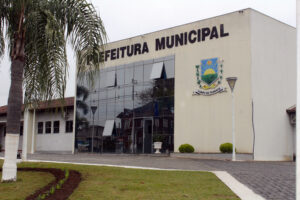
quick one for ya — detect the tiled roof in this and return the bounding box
[286,105,296,114]
[35,97,74,110]
[0,105,8,114]
[0,97,74,115]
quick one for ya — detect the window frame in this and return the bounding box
[37,122,44,134]
[53,121,60,134]
[105,71,116,87]
[65,120,73,133]
[20,123,23,136]
[45,121,52,134]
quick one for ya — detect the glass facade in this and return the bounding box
[75,55,175,153]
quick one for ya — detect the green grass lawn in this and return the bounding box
[0,160,240,200]
[0,170,54,200]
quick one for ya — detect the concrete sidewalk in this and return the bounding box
[170,152,253,161]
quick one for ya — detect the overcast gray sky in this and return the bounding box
[0,0,296,106]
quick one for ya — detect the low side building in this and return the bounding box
[0,97,74,154]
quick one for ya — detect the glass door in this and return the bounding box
[132,118,153,154]
[133,118,143,154]
[143,118,153,154]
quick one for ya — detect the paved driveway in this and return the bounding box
[3,153,295,200]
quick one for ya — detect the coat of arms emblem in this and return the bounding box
[193,58,226,96]
[196,57,223,90]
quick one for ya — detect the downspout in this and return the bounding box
[252,100,256,160]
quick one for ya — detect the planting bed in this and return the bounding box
[1,168,81,200]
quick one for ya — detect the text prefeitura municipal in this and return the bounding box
[88,24,229,63]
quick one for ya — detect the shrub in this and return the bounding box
[179,144,195,153]
[50,186,55,194]
[65,169,69,179]
[219,143,234,153]
[153,135,163,142]
[56,183,61,190]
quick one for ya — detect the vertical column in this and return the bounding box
[31,109,36,154]
[22,109,29,161]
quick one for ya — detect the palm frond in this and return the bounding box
[2,0,107,103]
[24,5,67,104]
[0,0,10,58]
[60,0,107,82]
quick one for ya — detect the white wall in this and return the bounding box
[0,123,23,151]
[75,8,295,159]
[251,11,296,160]
[94,9,254,154]
[1,135,23,151]
[35,110,74,152]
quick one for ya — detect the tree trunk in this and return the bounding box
[1,59,24,182]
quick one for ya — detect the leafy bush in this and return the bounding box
[179,144,195,153]
[219,143,234,153]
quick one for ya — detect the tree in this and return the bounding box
[0,0,106,181]
[75,85,90,134]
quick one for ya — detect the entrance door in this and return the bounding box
[133,118,153,154]
[143,119,152,154]
[133,118,143,154]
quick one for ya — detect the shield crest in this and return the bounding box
[201,58,218,86]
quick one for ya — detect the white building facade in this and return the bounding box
[0,9,295,161]
[75,8,296,160]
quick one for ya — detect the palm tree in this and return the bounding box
[0,0,106,181]
[75,85,90,132]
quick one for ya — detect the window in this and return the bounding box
[45,121,51,134]
[150,62,165,79]
[53,121,60,133]
[103,120,115,136]
[20,124,23,136]
[143,63,153,82]
[106,71,116,87]
[124,66,134,84]
[124,119,131,129]
[164,59,175,78]
[155,119,160,127]
[116,69,125,86]
[134,65,144,83]
[38,122,43,134]
[99,71,107,88]
[163,119,168,128]
[66,120,73,133]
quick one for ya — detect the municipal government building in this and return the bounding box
[0,9,296,161]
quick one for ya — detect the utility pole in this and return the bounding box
[90,106,97,153]
[131,78,137,153]
[226,77,237,161]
